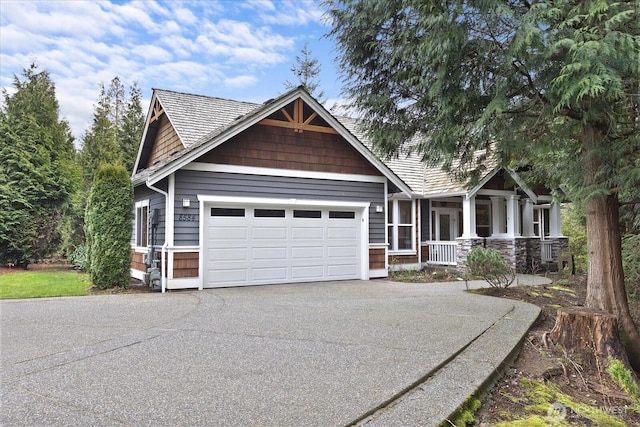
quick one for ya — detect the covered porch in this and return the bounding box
[421,191,568,273]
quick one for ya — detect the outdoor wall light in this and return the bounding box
[375,205,384,213]
[182,199,191,208]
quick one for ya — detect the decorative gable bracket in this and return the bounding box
[150,99,164,123]
[259,98,337,134]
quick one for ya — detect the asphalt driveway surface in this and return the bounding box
[1,280,538,426]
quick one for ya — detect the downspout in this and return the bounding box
[146,179,168,293]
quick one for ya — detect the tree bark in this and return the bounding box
[550,307,628,369]
[583,124,640,371]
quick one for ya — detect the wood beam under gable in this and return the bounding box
[150,100,164,123]
[259,98,337,134]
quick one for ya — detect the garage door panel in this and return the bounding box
[291,265,324,279]
[209,268,248,284]
[327,245,358,258]
[327,227,357,239]
[292,227,324,239]
[252,247,287,260]
[328,264,359,277]
[208,247,248,262]
[252,267,288,281]
[204,204,362,288]
[291,245,324,259]
[211,226,249,240]
[252,227,287,240]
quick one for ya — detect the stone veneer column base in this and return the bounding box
[456,237,485,274]
[485,237,544,274]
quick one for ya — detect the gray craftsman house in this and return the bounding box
[131,87,567,291]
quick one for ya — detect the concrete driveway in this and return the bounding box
[1,279,541,426]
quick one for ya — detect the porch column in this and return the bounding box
[506,195,521,237]
[461,194,477,238]
[549,200,563,237]
[522,198,535,237]
[490,196,505,235]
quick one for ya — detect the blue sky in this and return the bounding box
[0,0,344,142]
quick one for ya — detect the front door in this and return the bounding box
[431,209,459,241]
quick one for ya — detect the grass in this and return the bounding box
[0,270,91,299]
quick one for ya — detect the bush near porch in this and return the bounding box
[466,247,515,288]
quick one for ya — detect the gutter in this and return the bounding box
[145,179,168,293]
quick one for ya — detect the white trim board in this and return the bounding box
[197,195,371,209]
[183,162,387,184]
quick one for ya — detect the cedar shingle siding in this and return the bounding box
[147,114,182,168]
[197,125,381,176]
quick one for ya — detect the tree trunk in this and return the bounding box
[583,124,640,371]
[550,307,628,369]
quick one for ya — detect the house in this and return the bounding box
[131,87,567,292]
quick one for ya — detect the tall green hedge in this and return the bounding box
[85,165,133,289]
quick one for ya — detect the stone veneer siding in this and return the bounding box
[456,237,567,274]
[486,237,549,273]
[525,239,542,272]
[456,238,485,273]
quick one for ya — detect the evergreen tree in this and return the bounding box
[80,78,144,186]
[85,164,133,289]
[326,0,640,368]
[0,64,77,266]
[284,43,325,101]
[120,82,144,174]
[80,83,120,188]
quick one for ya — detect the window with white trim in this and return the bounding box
[533,206,550,239]
[135,200,149,247]
[387,199,415,252]
[476,200,491,238]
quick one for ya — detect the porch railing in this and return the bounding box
[541,241,553,262]
[424,241,458,266]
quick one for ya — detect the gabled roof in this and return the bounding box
[132,87,413,196]
[336,118,502,197]
[131,87,542,200]
[133,90,262,173]
[155,89,260,148]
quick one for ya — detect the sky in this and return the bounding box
[0,0,345,143]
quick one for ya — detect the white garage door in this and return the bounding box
[203,204,363,287]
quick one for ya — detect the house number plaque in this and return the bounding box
[178,214,197,222]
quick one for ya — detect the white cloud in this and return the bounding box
[131,44,174,63]
[173,7,198,26]
[1,0,339,142]
[224,74,259,88]
[257,0,324,26]
[244,0,276,12]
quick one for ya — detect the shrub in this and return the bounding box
[85,165,133,289]
[69,245,87,271]
[466,247,515,288]
[606,357,640,411]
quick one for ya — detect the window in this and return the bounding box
[211,208,245,217]
[476,201,491,238]
[533,206,550,238]
[387,199,415,252]
[135,200,149,247]
[293,210,322,218]
[329,211,355,219]
[255,209,285,218]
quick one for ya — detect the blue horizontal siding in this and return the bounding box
[133,184,166,248]
[173,170,385,246]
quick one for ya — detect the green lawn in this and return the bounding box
[0,270,91,299]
